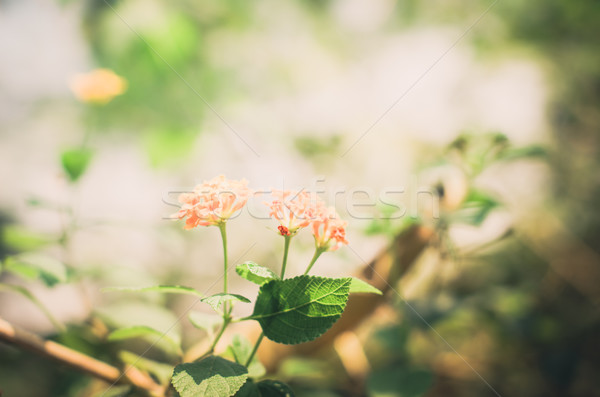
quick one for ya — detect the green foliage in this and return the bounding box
[143,13,199,67]
[60,148,93,182]
[445,133,548,179]
[365,207,418,238]
[294,135,342,159]
[144,128,197,168]
[454,189,501,226]
[235,262,279,285]
[202,293,250,312]
[118,350,174,385]
[0,283,63,331]
[1,225,52,251]
[254,380,295,396]
[226,335,266,378]
[249,276,351,345]
[497,145,547,161]
[3,254,68,287]
[367,367,433,397]
[96,301,182,356]
[108,326,182,358]
[236,379,296,397]
[103,284,203,297]
[349,277,382,295]
[171,356,248,397]
[278,357,329,380]
[188,311,223,338]
[94,385,132,397]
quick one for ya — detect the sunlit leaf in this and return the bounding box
[202,293,250,312]
[235,262,278,285]
[349,277,382,295]
[172,356,248,397]
[249,276,351,345]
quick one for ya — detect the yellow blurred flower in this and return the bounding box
[69,68,127,104]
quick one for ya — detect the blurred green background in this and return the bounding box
[1,0,600,396]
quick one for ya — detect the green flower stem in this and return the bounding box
[304,248,325,275]
[204,222,233,358]
[202,315,231,359]
[245,234,292,368]
[219,223,229,295]
[245,332,264,367]
[280,235,292,278]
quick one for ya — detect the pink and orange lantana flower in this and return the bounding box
[175,175,251,229]
[312,206,349,252]
[265,189,348,251]
[265,190,322,236]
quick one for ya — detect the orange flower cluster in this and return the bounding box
[311,206,349,252]
[174,177,348,252]
[265,189,348,252]
[174,175,252,229]
[266,190,318,235]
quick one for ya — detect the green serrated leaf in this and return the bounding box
[202,293,250,312]
[3,254,68,287]
[61,147,93,182]
[188,311,223,338]
[102,285,203,297]
[349,277,382,295]
[172,356,248,397]
[118,350,174,385]
[108,326,182,358]
[249,276,351,345]
[0,283,64,331]
[236,262,278,285]
[226,335,266,378]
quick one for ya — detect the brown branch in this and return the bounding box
[257,224,435,372]
[0,316,165,396]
